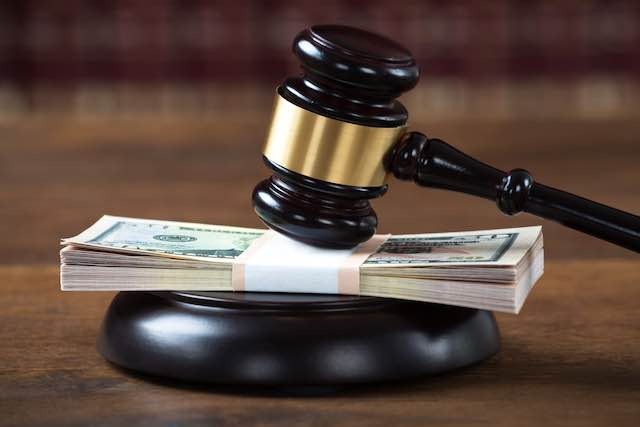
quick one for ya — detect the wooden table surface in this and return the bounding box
[1,115,639,426]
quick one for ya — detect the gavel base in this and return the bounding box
[97,291,500,391]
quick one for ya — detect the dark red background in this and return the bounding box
[2,0,638,87]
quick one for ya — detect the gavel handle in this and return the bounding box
[389,131,640,252]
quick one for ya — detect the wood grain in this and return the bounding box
[1,116,639,264]
[1,261,639,427]
[1,114,639,426]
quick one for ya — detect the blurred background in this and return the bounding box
[1,0,639,118]
[1,0,639,264]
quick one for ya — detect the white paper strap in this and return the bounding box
[231,231,389,295]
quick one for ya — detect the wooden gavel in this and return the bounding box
[252,25,640,251]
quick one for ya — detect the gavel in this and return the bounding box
[252,25,640,251]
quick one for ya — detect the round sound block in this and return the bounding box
[98,291,500,386]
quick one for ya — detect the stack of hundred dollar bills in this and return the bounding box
[60,216,544,313]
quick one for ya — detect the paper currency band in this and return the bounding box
[231,231,390,295]
[262,94,407,188]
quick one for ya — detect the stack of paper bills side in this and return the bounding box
[60,216,544,313]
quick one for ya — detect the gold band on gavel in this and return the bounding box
[262,94,407,187]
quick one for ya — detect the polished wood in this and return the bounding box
[253,158,384,248]
[2,260,639,426]
[254,25,420,247]
[391,132,640,252]
[254,25,640,250]
[98,292,498,385]
[2,116,640,264]
[282,25,418,126]
[1,114,639,425]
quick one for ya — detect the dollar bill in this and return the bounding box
[60,216,544,313]
[62,215,541,267]
[63,216,265,260]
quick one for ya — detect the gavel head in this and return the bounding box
[252,25,420,248]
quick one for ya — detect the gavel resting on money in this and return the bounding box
[76,25,639,389]
[253,25,640,252]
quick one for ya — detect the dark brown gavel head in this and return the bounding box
[252,25,420,248]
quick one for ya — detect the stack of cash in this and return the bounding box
[60,216,544,313]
